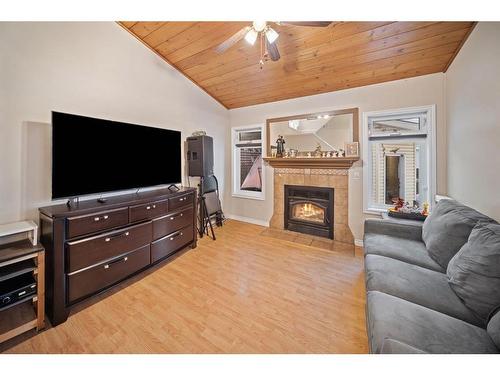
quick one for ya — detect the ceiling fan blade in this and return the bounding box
[266,39,280,62]
[215,26,251,53]
[279,21,332,27]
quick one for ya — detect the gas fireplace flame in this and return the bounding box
[302,203,315,217]
[293,203,324,223]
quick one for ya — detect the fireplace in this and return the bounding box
[284,185,334,239]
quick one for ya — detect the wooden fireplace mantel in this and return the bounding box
[263,157,359,169]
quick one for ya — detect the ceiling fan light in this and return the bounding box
[289,120,300,130]
[244,28,258,45]
[252,21,267,32]
[265,27,279,44]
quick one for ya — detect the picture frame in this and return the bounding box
[345,142,359,157]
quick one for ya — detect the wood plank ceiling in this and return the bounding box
[119,21,475,109]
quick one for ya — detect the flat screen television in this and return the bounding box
[52,111,181,199]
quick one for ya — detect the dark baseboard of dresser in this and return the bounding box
[39,187,197,326]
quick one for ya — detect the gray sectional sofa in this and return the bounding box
[363,199,500,354]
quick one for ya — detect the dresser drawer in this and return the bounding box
[66,207,129,239]
[129,199,168,223]
[168,193,193,211]
[152,207,193,240]
[67,245,150,304]
[66,221,152,273]
[151,225,194,263]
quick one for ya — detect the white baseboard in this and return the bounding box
[354,239,364,247]
[225,214,270,227]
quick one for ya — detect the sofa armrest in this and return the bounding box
[364,219,423,242]
[379,338,427,354]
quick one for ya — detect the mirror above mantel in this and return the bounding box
[264,108,360,169]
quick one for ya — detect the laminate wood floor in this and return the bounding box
[1,220,368,353]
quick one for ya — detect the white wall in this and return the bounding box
[225,73,447,241]
[446,22,500,221]
[0,22,229,224]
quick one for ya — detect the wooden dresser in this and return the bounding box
[39,187,197,326]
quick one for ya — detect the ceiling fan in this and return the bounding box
[215,21,332,67]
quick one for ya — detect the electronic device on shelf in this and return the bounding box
[186,135,213,177]
[0,273,37,309]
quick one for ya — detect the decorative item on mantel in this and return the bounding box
[314,143,322,157]
[345,142,359,158]
[388,198,429,221]
[276,135,285,158]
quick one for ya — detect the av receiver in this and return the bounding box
[0,273,37,309]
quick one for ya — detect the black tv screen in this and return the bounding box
[52,112,181,199]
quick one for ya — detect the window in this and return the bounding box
[363,106,436,213]
[232,125,264,200]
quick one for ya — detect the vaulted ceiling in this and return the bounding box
[119,21,475,109]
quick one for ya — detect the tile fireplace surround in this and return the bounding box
[270,168,354,244]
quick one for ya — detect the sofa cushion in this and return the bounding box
[422,199,496,268]
[365,254,483,326]
[366,291,499,354]
[364,233,443,272]
[364,218,423,242]
[487,307,500,349]
[447,222,500,322]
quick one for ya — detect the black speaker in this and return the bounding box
[187,135,214,177]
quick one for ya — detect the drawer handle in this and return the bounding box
[94,215,109,222]
[179,197,187,202]
[104,256,128,269]
[105,231,129,242]
[169,213,183,220]
[169,231,183,241]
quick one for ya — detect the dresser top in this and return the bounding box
[39,187,196,218]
